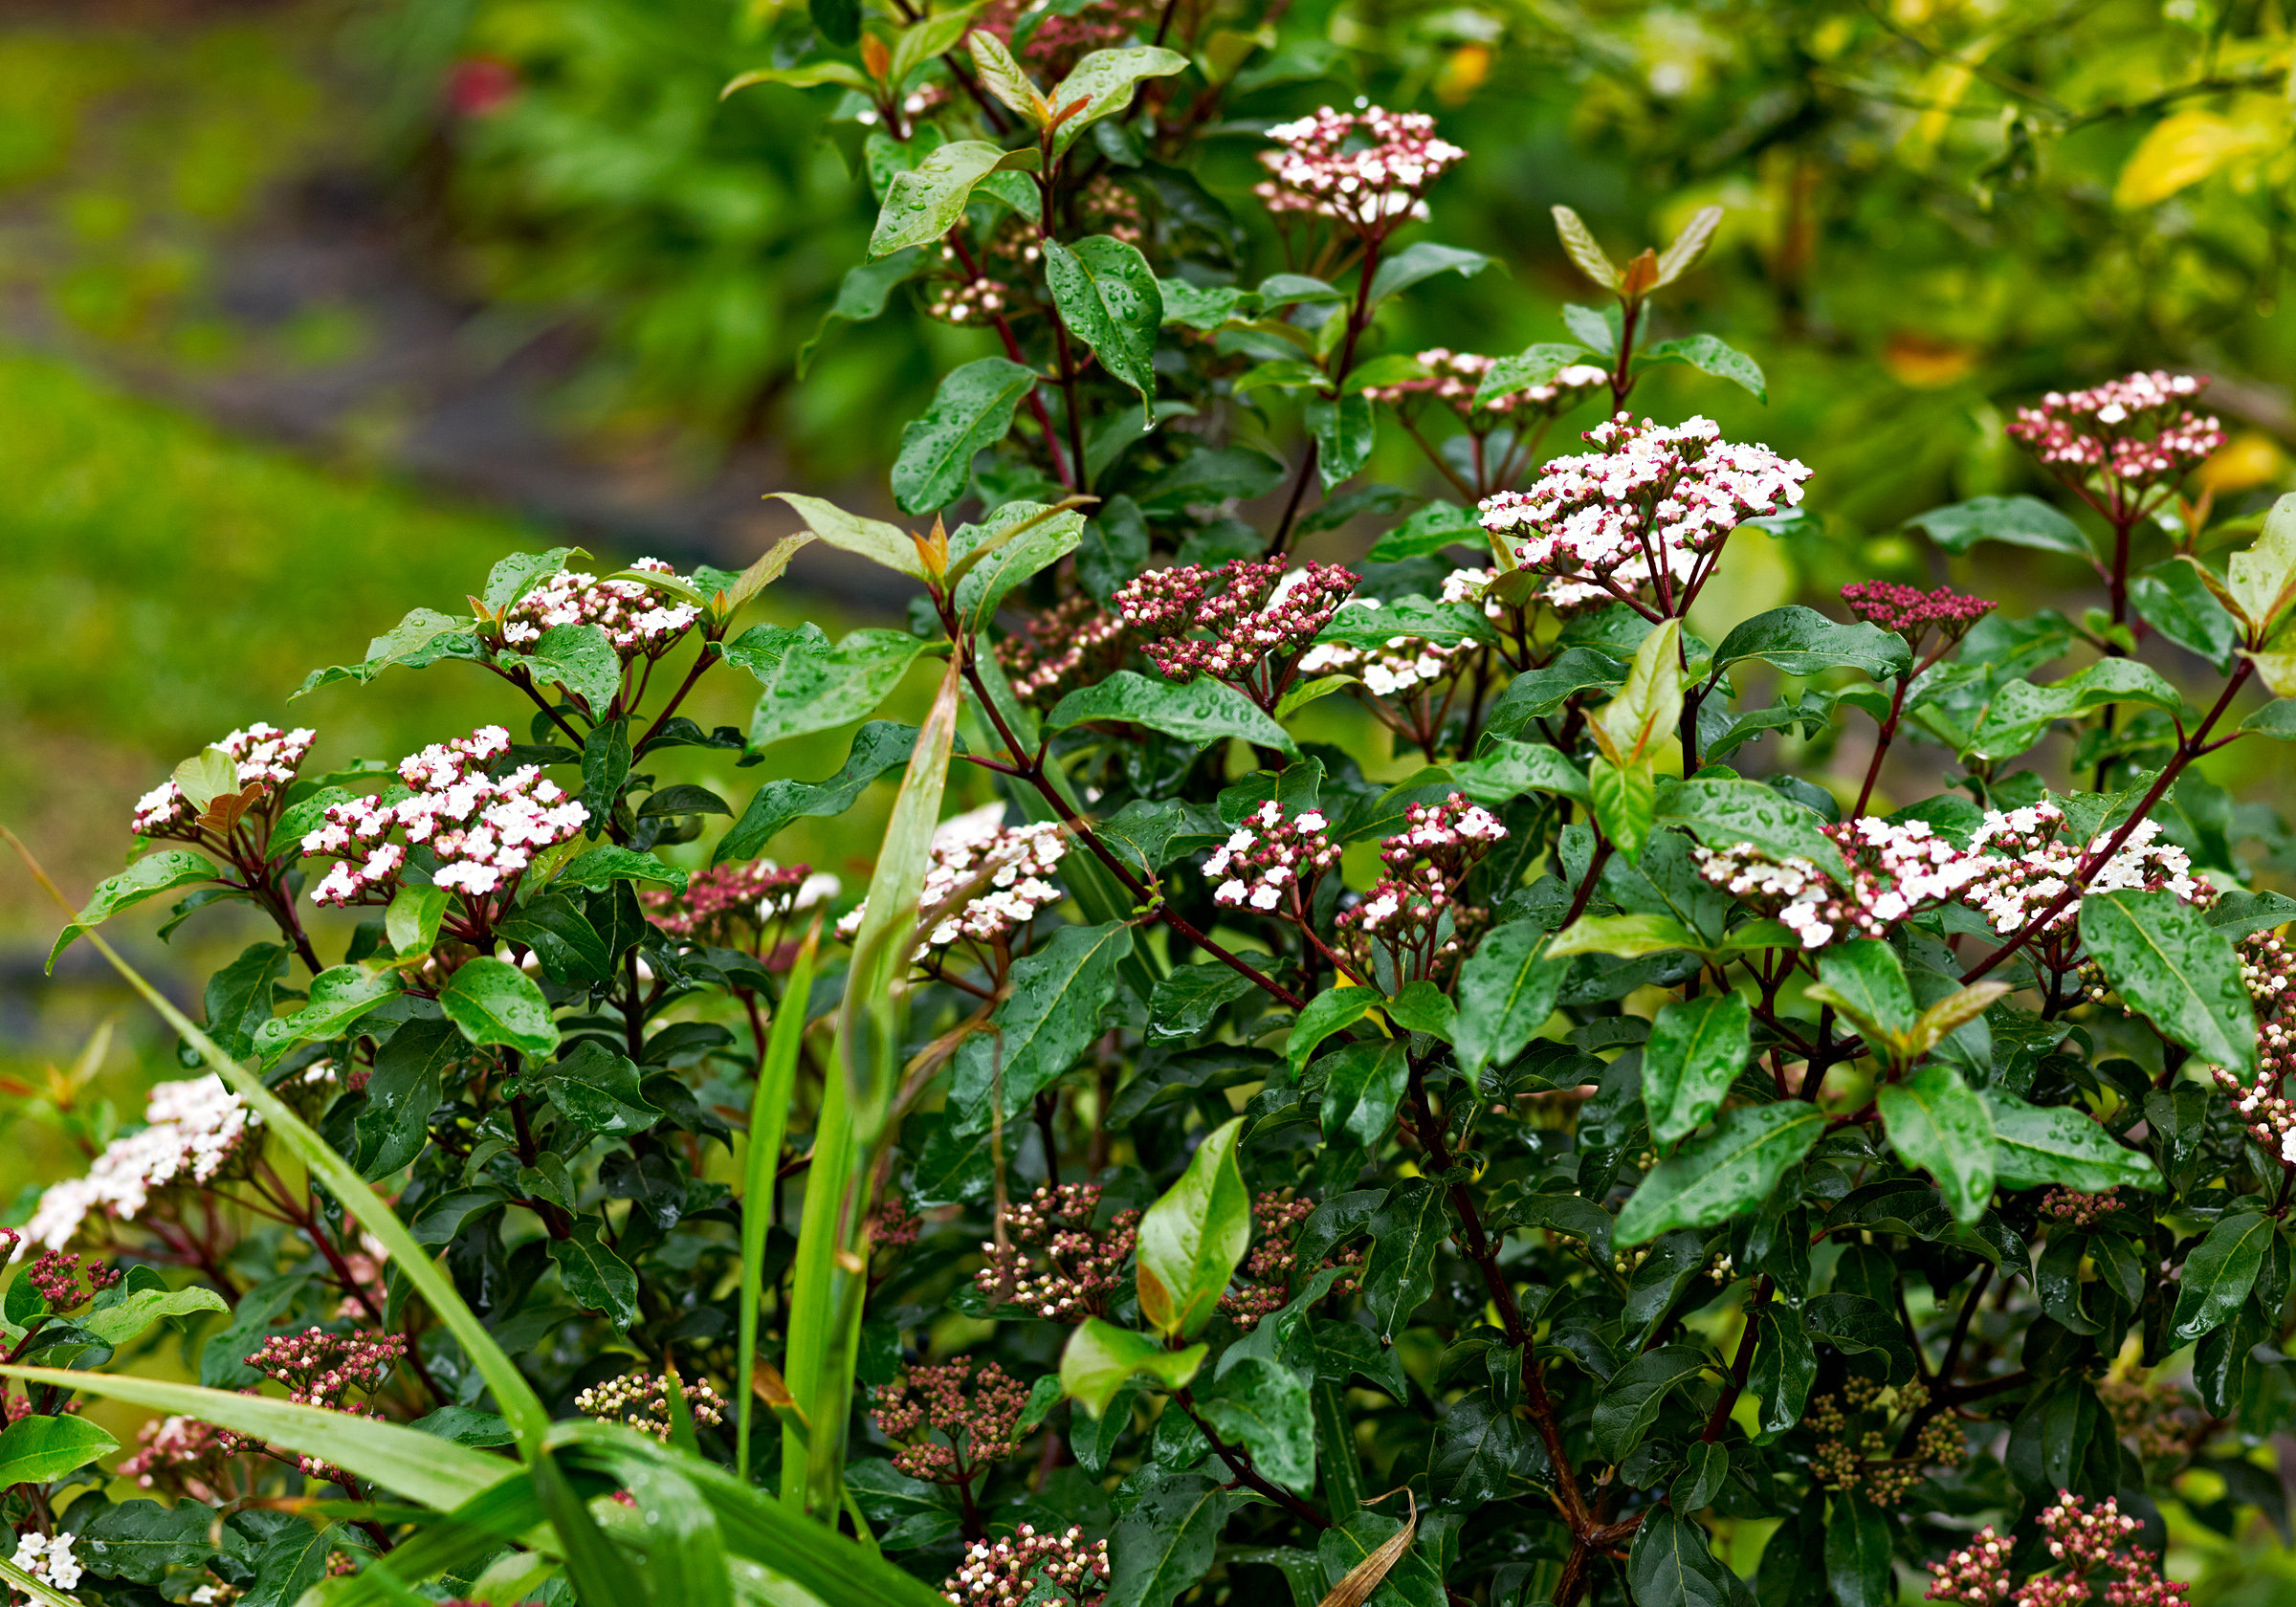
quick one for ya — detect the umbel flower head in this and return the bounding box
[2006,370,2224,500]
[973,1182,1139,1321]
[20,1074,256,1253]
[942,1524,1109,1607]
[1924,1491,2188,1607]
[499,556,701,659]
[1361,349,1611,419]
[643,858,836,942]
[1204,799,1342,914]
[1254,105,1466,238]
[1115,558,1358,696]
[2203,928,2296,1158]
[836,804,1068,951]
[872,1358,1030,1483]
[132,722,319,839]
[575,1370,730,1442]
[1479,414,1812,612]
[1692,816,1990,950]
[1961,802,2200,938]
[301,724,588,905]
[1338,791,1508,977]
[1841,581,1998,650]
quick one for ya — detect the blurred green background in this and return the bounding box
[5,1,2296,1593]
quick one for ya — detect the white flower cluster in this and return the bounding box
[1963,803,2200,937]
[19,1075,254,1254]
[11,1532,81,1592]
[837,804,1068,950]
[302,725,588,905]
[1478,415,1811,610]
[1205,800,1342,912]
[1692,817,1991,949]
[1296,606,1469,698]
[1255,105,1466,232]
[132,723,318,836]
[501,556,699,655]
[1441,566,1506,621]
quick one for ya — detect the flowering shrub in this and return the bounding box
[11,13,2296,1607]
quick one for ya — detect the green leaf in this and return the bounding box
[718,720,916,864]
[386,883,450,958]
[2132,560,2242,671]
[1805,938,1916,1039]
[1629,1503,1743,1607]
[1448,739,1591,807]
[1545,912,1701,959]
[1232,358,1324,396]
[69,1497,220,1586]
[739,922,818,1475]
[1047,46,1187,155]
[548,1221,640,1326]
[1287,985,1381,1081]
[1311,596,1496,649]
[1366,242,1497,306]
[1589,756,1658,863]
[1711,605,1910,680]
[1137,442,1289,506]
[1592,1345,1711,1463]
[1105,1474,1243,1607]
[1909,494,2095,560]
[1137,1116,1252,1339]
[555,845,688,893]
[1552,206,1622,290]
[722,60,873,95]
[1984,1090,2165,1192]
[869,139,1013,257]
[2081,889,2258,1077]
[1428,1391,1533,1508]
[1615,1102,1827,1245]
[1453,920,1564,1078]
[439,956,559,1057]
[1306,394,1378,490]
[800,247,930,375]
[1658,778,1843,879]
[951,501,1087,627]
[1472,341,1596,410]
[2172,1209,2275,1343]
[204,940,288,1058]
[1965,658,2188,759]
[1,1363,505,1506]
[1049,669,1298,755]
[1645,992,1751,1147]
[1319,1039,1410,1148]
[48,849,218,971]
[892,356,1040,514]
[1197,1354,1314,1490]
[726,625,930,753]
[950,920,1135,1133]
[1366,499,1482,561]
[1362,1178,1449,1336]
[293,606,480,696]
[1824,1492,1892,1607]
[764,492,926,580]
[1749,1306,1815,1443]
[1876,1067,1997,1223]
[1044,235,1162,415]
[504,622,620,716]
[77,1283,228,1348]
[0,1412,118,1485]
[1059,1318,1206,1417]
[253,964,404,1062]
[1146,961,1260,1042]
[1637,333,1767,401]
[537,1040,664,1138]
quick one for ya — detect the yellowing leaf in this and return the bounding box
[2115,107,2280,209]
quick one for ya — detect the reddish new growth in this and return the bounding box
[942,1525,1109,1607]
[973,1183,1139,1321]
[1926,1492,2189,1607]
[23,1248,119,1310]
[1219,1193,1361,1329]
[1842,581,1998,650]
[641,859,824,942]
[872,1358,1029,1486]
[1254,106,1466,241]
[1114,559,1358,708]
[2042,1187,2119,1227]
[995,593,1129,707]
[2007,372,2224,504]
[1337,793,1509,980]
[131,723,317,841]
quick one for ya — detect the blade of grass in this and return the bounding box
[737,919,820,1481]
[4,824,555,1454]
[531,1446,652,1607]
[0,1364,510,1508]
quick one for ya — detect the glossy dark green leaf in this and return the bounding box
[869,141,1015,257]
[1045,234,1162,410]
[1306,394,1378,490]
[0,1412,118,1484]
[547,1222,639,1326]
[1807,938,1916,1038]
[1877,1066,1997,1223]
[1366,241,1497,306]
[1629,1503,1747,1607]
[1049,669,1298,755]
[254,964,404,1063]
[1909,495,2095,559]
[1287,985,1380,1081]
[1984,1090,2165,1193]
[1615,1102,1827,1245]
[1672,1439,1731,1513]
[48,849,219,971]
[1823,1492,1892,1607]
[1591,1344,1710,1462]
[505,622,619,716]
[204,940,288,1058]
[71,1497,219,1584]
[718,720,916,864]
[891,355,1039,513]
[1711,605,1909,680]
[951,920,1134,1134]
[725,624,930,754]
[1637,332,1766,401]
[1046,46,1188,156]
[2081,889,2258,1077]
[1429,1392,1533,1508]
[1104,1473,1242,1607]
[1197,1354,1314,1490]
[1362,1178,1450,1336]
[2173,1209,2276,1343]
[1453,920,1565,1078]
[1658,778,1842,877]
[439,956,558,1057]
[1644,991,1750,1148]
[1318,1038,1410,1148]
[2131,560,2241,670]
[353,1017,455,1178]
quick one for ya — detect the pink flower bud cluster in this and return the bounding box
[973,1183,1139,1321]
[2041,1187,2120,1227]
[1926,1494,2192,1607]
[1361,349,1610,419]
[1841,581,1998,649]
[871,1194,923,1250]
[1479,415,1811,612]
[1962,803,2200,939]
[929,274,1013,325]
[1691,816,1989,949]
[837,804,1067,950]
[1338,792,1508,976]
[942,1525,1109,1607]
[303,724,588,905]
[995,593,1128,706]
[2006,372,2223,495]
[642,858,834,941]
[1203,799,1341,914]
[243,1326,408,1483]
[573,1370,730,1442]
[23,1248,118,1310]
[1253,106,1465,236]
[500,557,700,657]
[19,1074,256,1253]
[2206,929,2296,1159]
[1114,559,1358,691]
[872,1358,1030,1482]
[1218,1192,1362,1329]
[118,1414,257,1504]
[132,722,318,837]
[1297,608,1470,698]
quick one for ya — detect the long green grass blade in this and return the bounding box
[3,827,556,1454]
[322,1456,557,1607]
[738,921,820,1480]
[0,1364,512,1507]
[616,1448,734,1607]
[532,1446,652,1607]
[779,1063,855,1515]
